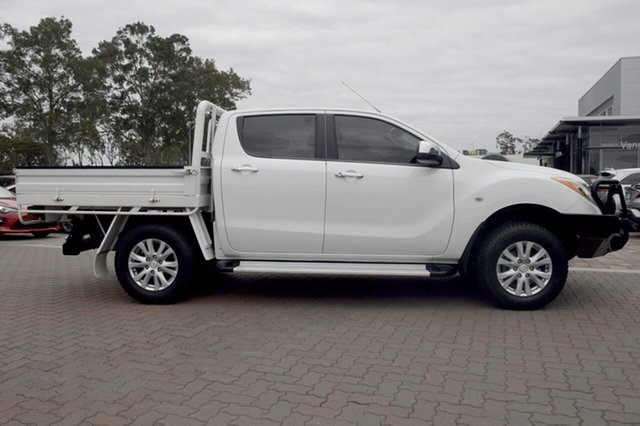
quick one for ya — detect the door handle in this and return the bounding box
[335,171,363,179]
[231,165,259,174]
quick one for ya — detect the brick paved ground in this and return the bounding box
[1,233,639,425]
[570,233,640,270]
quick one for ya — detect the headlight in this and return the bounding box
[552,178,595,202]
[0,206,18,214]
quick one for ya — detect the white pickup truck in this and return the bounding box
[16,102,630,309]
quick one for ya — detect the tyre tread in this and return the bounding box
[473,221,568,310]
[115,223,197,304]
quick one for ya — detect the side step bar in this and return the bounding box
[216,261,457,277]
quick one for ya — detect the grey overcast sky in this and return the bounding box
[1,0,639,151]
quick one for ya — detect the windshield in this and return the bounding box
[0,187,14,199]
[620,172,640,185]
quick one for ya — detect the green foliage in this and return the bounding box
[496,131,540,155]
[520,136,540,154]
[496,131,518,155]
[0,17,93,165]
[0,133,46,174]
[0,17,251,168]
[92,22,251,165]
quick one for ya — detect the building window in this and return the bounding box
[599,106,613,116]
[601,149,638,170]
[587,96,614,117]
[587,150,600,174]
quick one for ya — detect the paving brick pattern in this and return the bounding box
[1,234,639,425]
[570,234,640,270]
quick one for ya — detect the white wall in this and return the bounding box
[621,57,640,115]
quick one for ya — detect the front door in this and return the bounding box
[323,114,455,256]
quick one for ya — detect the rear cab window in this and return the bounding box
[236,115,321,160]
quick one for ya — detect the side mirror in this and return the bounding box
[416,140,443,167]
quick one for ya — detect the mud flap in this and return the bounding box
[93,215,129,277]
[189,212,214,260]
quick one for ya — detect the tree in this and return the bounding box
[496,131,519,155]
[92,22,251,165]
[1,18,251,167]
[495,131,541,155]
[0,17,100,166]
[520,136,540,154]
[0,133,46,174]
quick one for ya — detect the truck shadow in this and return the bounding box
[191,273,487,307]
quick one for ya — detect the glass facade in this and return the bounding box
[585,125,640,173]
[556,124,640,174]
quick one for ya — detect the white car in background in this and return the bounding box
[600,168,640,203]
[598,168,640,231]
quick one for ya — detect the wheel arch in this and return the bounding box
[119,216,192,239]
[94,213,213,278]
[459,204,577,277]
[117,214,212,259]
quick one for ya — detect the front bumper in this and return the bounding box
[567,179,630,258]
[565,214,629,258]
[0,213,60,235]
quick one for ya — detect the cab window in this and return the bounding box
[334,115,420,164]
[237,115,316,160]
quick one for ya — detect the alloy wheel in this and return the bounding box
[495,241,553,297]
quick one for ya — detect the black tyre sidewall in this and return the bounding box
[115,224,197,304]
[474,223,568,310]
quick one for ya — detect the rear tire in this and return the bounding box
[472,222,568,310]
[115,224,197,304]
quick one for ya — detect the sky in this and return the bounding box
[1,0,639,151]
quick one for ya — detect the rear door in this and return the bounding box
[220,113,327,254]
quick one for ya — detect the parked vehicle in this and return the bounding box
[577,174,598,185]
[0,187,60,237]
[3,184,71,232]
[15,102,630,309]
[625,186,640,231]
[629,210,640,232]
[599,168,640,204]
[482,153,508,162]
[0,175,15,188]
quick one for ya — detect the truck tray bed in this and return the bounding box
[15,166,211,209]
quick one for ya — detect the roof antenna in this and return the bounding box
[341,81,381,113]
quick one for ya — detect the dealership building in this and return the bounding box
[527,57,640,174]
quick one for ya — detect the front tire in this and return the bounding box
[473,222,568,310]
[115,224,197,304]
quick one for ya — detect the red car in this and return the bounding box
[0,187,60,237]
